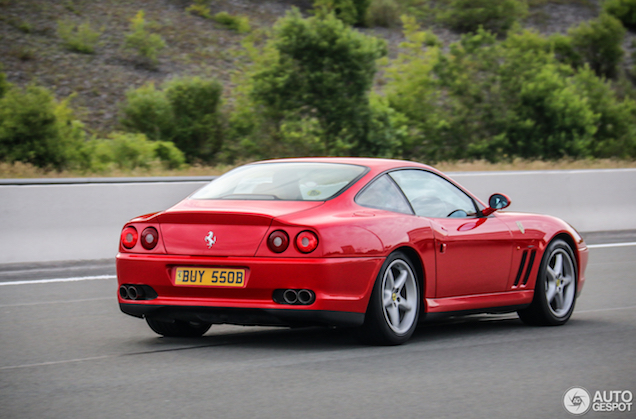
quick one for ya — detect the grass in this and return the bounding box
[2,159,635,179]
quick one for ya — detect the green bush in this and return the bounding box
[57,20,102,54]
[353,0,372,25]
[568,13,625,78]
[362,94,408,157]
[240,8,386,157]
[86,133,185,171]
[511,64,598,159]
[0,84,86,169]
[164,77,223,160]
[572,66,636,157]
[186,0,212,19]
[120,77,224,161]
[108,132,157,170]
[365,0,401,28]
[213,12,251,33]
[441,0,528,35]
[313,0,370,26]
[124,10,166,68]
[603,0,636,30]
[119,82,175,141]
[385,23,636,161]
[153,140,186,169]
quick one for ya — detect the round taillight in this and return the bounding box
[141,227,159,250]
[121,226,138,249]
[296,231,318,254]
[267,230,289,253]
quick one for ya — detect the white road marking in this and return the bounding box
[576,305,636,313]
[0,297,111,308]
[587,242,636,249]
[0,274,116,286]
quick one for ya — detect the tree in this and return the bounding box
[246,8,387,156]
[119,77,223,162]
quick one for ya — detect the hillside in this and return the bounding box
[3,0,632,138]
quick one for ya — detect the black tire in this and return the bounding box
[358,251,421,345]
[518,239,578,326]
[146,317,212,337]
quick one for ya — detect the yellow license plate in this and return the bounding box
[175,267,246,287]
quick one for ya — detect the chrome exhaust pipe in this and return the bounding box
[127,285,139,300]
[297,289,314,305]
[283,289,298,304]
[119,285,129,299]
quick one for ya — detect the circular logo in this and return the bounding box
[563,387,591,415]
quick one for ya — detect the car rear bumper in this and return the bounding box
[116,253,384,327]
[119,303,365,327]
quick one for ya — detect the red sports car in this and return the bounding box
[117,158,588,345]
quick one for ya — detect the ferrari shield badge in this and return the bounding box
[205,231,217,248]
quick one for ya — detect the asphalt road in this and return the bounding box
[1,233,635,419]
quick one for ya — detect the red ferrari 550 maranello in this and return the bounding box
[117,158,588,345]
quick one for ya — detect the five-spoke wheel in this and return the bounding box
[518,239,578,326]
[359,251,420,345]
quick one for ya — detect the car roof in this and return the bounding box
[249,157,434,174]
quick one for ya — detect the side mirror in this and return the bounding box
[482,193,511,216]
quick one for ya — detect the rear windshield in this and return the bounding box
[191,162,367,201]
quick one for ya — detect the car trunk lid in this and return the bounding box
[156,199,324,257]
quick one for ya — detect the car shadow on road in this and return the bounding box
[135,313,557,352]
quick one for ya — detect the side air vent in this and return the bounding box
[522,249,537,286]
[513,250,528,287]
[513,249,537,288]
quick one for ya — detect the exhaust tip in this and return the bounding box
[297,289,315,305]
[127,285,139,300]
[119,284,157,301]
[283,289,298,305]
[273,289,316,305]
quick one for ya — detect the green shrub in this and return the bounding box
[568,13,626,79]
[213,12,251,33]
[153,140,186,169]
[511,63,598,159]
[108,132,157,170]
[313,0,370,26]
[603,0,636,30]
[0,84,86,169]
[243,8,387,156]
[572,66,636,157]
[120,77,224,161]
[365,0,401,28]
[385,23,636,161]
[119,82,174,141]
[441,0,528,35]
[57,20,102,54]
[18,20,33,33]
[87,133,185,171]
[186,0,212,19]
[164,77,223,160]
[362,94,407,157]
[124,10,166,68]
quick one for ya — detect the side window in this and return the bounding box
[356,175,413,214]
[389,170,477,218]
